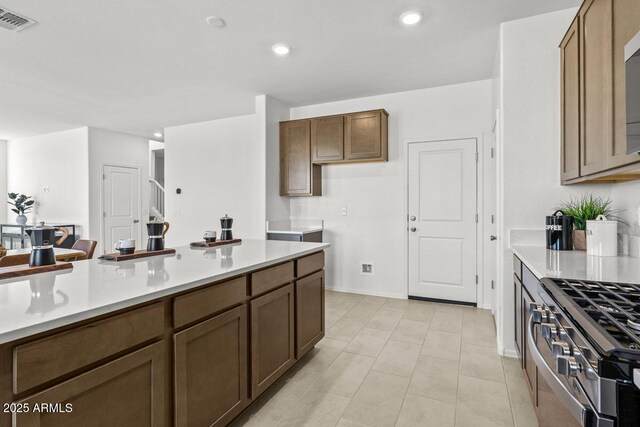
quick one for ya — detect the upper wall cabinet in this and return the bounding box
[560,0,640,184]
[280,109,388,196]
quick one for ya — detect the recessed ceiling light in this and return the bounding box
[154,132,163,138]
[272,43,291,56]
[400,10,423,25]
[206,16,226,28]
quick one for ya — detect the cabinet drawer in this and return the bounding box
[296,252,324,278]
[513,256,522,280]
[250,262,294,296]
[173,277,247,328]
[13,302,164,394]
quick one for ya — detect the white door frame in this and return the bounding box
[404,134,489,308]
[100,162,143,254]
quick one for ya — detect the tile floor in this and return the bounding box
[232,290,537,427]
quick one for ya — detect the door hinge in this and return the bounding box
[490,147,495,158]
[491,214,495,224]
[103,174,106,179]
[475,275,479,285]
[475,214,479,223]
[476,152,479,163]
[491,280,495,290]
[103,212,106,218]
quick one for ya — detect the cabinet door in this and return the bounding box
[610,0,640,168]
[580,0,613,176]
[14,342,165,427]
[174,305,248,427]
[522,291,536,405]
[250,284,295,399]
[514,276,523,361]
[560,18,581,181]
[344,111,386,161]
[280,120,321,196]
[311,116,344,162]
[295,270,325,358]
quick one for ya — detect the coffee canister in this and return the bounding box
[586,215,618,257]
[546,210,574,251]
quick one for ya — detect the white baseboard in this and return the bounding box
[501,348,519,358]
[325,285,407,300]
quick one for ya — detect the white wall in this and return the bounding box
[0,140,7,224]
[6,128,90,235]
[494,8,612,356]
[164,114,263,247]
[256,95,291,223]
[88,128,150,254]
[289,81,493,299]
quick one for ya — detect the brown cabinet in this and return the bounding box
[311,116,344,162]
[560,0,640,183]
[250,283,295,399]
[345,110,388,161]
[280,120,321,196]
[14,342,165,427]
[174,305,248,427]
[295,270,325,358]
[280,109,388,196]
[560,18,581,181]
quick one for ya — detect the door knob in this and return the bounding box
[133,219,140,224]
[410,227,417,232]
[490,235,497,241]
[410,216,416,221]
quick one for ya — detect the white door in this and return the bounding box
[408,139,478,303]
[103,165,140,254]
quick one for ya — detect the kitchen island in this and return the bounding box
[0,239,328,427]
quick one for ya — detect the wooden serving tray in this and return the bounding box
[0,262,73,281]
[190,239,242,248]
[99,248,176,261]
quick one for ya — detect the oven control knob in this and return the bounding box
[551,341,571,357]
[541,323,558,339]
[556,356,580,377]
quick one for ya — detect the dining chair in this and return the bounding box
[71,240,98,260]
[0,254,30,267]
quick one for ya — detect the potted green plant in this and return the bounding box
[558,194,618,251]
[7,193,35,225]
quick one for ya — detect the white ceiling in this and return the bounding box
[0,0,580,140]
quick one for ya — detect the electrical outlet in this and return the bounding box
[361,263,373,274]
[341,207,348,216]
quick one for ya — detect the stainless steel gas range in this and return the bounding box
[529,277,640,427]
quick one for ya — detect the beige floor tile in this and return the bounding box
[298,338,348,373]
[408,355,459,403]
[366,309,403,331]
[359,295,389,308]
[344,302,381,321]
[459,342,505,383]
[502,356,523,379]
[336,417,373,426]
[396,393,456,427]
[229,413,280,427]
[330,293,365,312]
[462,307,495,326]
[402,302,436,322]
[456,375,514,427]
[326,316,368,342]
[315,352,376,397]
[344,328,392,357]
[429,305,464,333]
[390,318,430,345]
[380,298,411,313]
[503,360,537,427]
[341,371,410,427]
[326,308,348,328]
[461,318,497,348]
[422,330,461,361]
[371,339,421,378]
[278,386,351,427]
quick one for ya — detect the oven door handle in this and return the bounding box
[526,314,598,426]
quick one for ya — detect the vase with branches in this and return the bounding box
[7,193,34,225]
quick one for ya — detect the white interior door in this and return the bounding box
[408,139,478,303]
[103,165,140,254]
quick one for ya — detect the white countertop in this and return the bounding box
[266,219,324,235]
[0,239,329,344]
[512,245,640,283]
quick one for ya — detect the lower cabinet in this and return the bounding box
[295,270,325,358]
[250,284,295,399]
[522,289,537,403]
[174,305,248,427]
[13,342,165,427]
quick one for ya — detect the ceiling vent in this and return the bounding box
[0,7,36,32]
